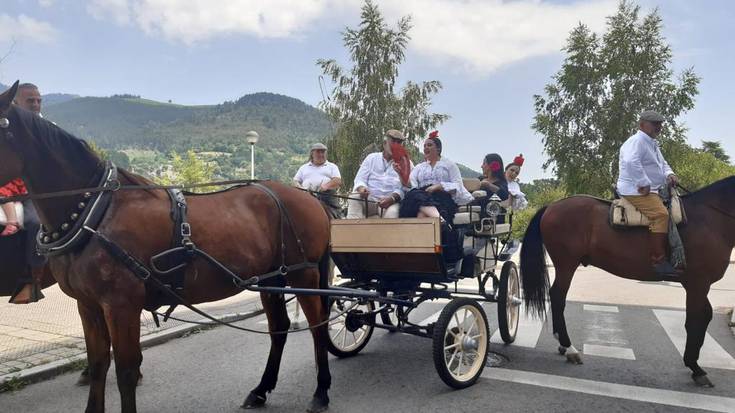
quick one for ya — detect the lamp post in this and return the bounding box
[245,130,259,180]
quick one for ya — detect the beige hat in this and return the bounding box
[310,142,328,151]
[385,129,405,141]
[639,110,665,122]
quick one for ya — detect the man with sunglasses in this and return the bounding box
[347,129,411,219]
[617,110,680,277]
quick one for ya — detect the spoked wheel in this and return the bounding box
[497,261,521,344]
[327,298,374,358]
[432,298,489,389]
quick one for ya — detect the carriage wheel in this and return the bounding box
[326,298,374,358]
[497,261,520,344]
[432,298,489,389]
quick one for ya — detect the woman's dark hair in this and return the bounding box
[427,136,442,154]
[483,153,505,181]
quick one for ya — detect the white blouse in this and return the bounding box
[410,158,473,205]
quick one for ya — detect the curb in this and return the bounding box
[730,306,735,327]
[0,308,264,389]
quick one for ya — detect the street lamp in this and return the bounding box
[245,130,259,180]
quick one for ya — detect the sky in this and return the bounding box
[1,0,733,181]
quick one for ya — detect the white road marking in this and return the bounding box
[583,344,636,360]
[583,304,619,313]
[653,309,735,370]
[482,368,735,413]
[490,311,544,348]
[417,310,442,326]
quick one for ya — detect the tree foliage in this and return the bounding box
[533,1,700,196]
[661,140,735,190]
[317,0,449,189]
[700,140,730,163]
[156,150,215,192]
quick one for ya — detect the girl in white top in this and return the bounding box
[505,154,528,211]
[399,131,472,223]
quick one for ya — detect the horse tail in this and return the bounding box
[520,206,550,319]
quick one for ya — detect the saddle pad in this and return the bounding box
[0,202,24,228]
[611,195,684,227]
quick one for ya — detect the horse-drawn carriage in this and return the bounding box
[326,184,521,388]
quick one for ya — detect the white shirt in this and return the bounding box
[353,152,406,200]
[293,161,341,191]
[507,180,528,210]
[410,158,473,205]
[617,130,674,196]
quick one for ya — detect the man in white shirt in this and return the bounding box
[616,110,680,277]
[347,129,410,219]
[293,143,342,217]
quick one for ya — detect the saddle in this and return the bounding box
[610,192,685,227]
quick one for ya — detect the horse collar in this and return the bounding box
[37,161,118,257]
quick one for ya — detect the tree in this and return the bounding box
[533,1,700,196]
[701,140,730,163]
[661,140,735,190]
[156,150,215,192]
[317,0,449,189]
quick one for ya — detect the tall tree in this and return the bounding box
[317,0,448,189]
[701,140,730,163]
[533,1,699,196]
[156,150,215,192]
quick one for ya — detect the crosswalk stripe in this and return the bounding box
[490,310,544,348]
[653,309,735,370]
[583,304,619,313]
[583,344,636,360]
[482,368,735,412]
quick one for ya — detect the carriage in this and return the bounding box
[325,182,521,388]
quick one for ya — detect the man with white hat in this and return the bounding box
[293,142,342,216]
[616,110,680,277]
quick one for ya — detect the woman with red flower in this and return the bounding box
[479,153,510,202]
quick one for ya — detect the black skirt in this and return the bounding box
[399,187,458,224]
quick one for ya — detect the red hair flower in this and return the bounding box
[429,130,439,139]
[490,161,501,172]
[513,154,525,167]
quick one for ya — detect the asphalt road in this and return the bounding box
[2,298,733,413]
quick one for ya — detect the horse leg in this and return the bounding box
[297,293,331,413]
[104,306,143,413]
[77,301,111,413]
[550,265,582,364]
[242,292,290,409]
[684,287,714,387]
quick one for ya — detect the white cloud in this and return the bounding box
[86,0,350,44]
[38,0,56,7]
[84,0,616,74]
[379,0,617,74]
[0,14,57,44]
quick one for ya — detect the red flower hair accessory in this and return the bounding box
[513,154,525,167]
[490,161,501,172]
[429,130,439,139]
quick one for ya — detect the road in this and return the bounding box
[1,294,733,412]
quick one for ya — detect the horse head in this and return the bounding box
[0,81,24,186]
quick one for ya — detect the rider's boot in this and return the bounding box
[650,232,682,279]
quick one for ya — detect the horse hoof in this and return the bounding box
[558,346,567,355]
[693,374,714,388]
[566,353,583,365]
[241,392,267,409]
[306,396,329,413]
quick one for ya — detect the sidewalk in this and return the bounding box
[0,286,261,384]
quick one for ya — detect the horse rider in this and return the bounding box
[616,110,680,277]
[293,142,342,218]
[0,83,48,303]
[347,129,411,219]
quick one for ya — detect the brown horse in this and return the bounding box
[519,183,734,387]
[0,82,332,412]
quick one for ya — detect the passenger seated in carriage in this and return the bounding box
[293,142,342,217]
[505,154,528,211]
[399,131,473,225]
[347,129,411,219]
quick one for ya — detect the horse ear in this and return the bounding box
[0,81,20,110]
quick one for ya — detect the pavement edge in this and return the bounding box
[0,307,264,389]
